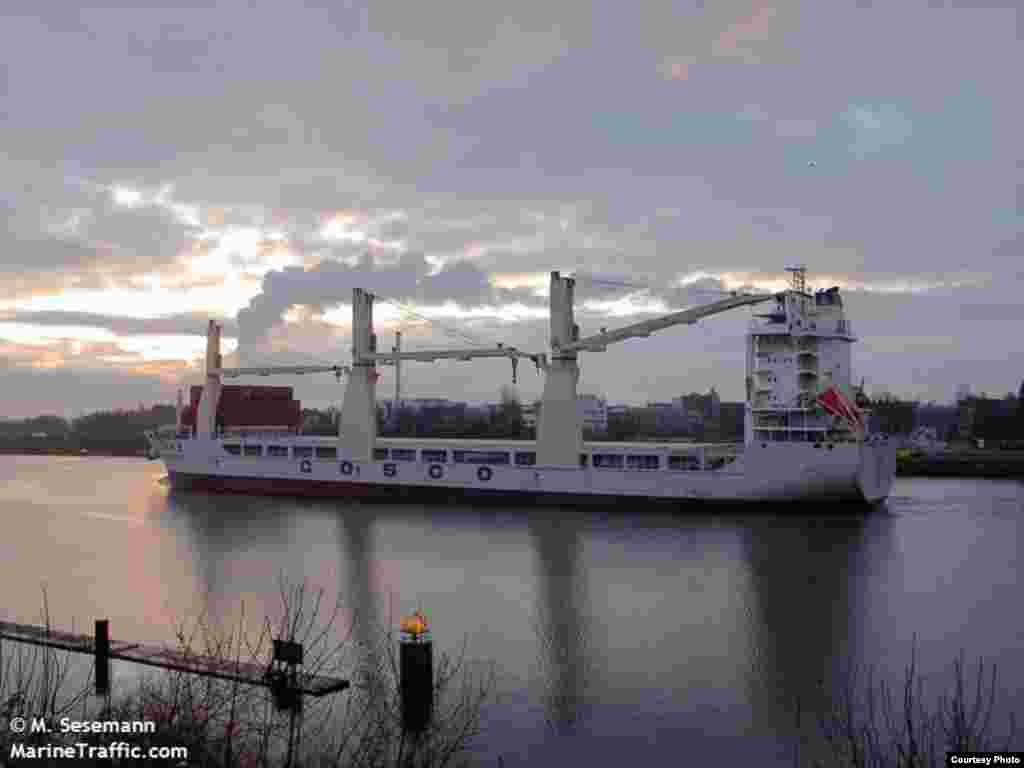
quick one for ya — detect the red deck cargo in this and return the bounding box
[183,385,301,429]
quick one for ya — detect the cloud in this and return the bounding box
[712,3,781,63]
[0,311,238,338]
[234,254,547,354]
[844,104,914,157]
[737,104,818,138]
[0,162,203,300]
[1,1,1022,411]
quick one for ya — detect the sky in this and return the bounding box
[1,0,1021,418]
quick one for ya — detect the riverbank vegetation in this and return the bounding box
[1,583,493,767]
[806,646,1017,767]
[895,448,1024,477]
[0,405,176,456]
[2,587,1020,766]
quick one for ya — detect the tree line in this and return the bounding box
[3,380,1021,451]
[870,383,1024,443]
[0,405,177,453]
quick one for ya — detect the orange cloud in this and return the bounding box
[660,3,785,81]
[713,3,779,63]
[660,56,695,81]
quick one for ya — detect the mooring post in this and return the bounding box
[94,619,110,696]
[399,611,433,733]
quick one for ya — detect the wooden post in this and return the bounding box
[95,619,110,696]
[400,638,432,733]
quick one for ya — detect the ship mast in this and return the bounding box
[785,265,807,294]
[198,276,777,465]
[536,272,777,466]
[393,331,402,411]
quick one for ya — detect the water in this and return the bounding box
[2,455,1023,764]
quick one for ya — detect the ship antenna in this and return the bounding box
[784,265,807,294]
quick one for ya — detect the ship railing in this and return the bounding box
[217,429,302,440]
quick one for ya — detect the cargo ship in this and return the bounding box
[147,268,897,504]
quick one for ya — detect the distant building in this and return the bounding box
[464,403,493,420]
[522,402,539,429]
[578,394,608,433]
[647,402,691,433]
[957,395,1018,442]
[915,403,958,441]
[908,426,947,454]
[719,403,745,442]
[675,388,721,422]
[404,398,453,412]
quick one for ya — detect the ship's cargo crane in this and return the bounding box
[196,293,546,461]
[537,272,779,466]
[337,288,546,461]
[196,277,779,466]
[213,364,352,380]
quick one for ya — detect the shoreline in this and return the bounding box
[896,448,1024,478]
[0,446,146,458]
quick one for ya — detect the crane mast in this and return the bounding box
[199,288,545,462]
[196,275,777,466]
[536,272,777,466]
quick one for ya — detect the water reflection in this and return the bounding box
[742,512,870,741]
[336,504,383,683]
[528,511,593,732]
[165,489,295,629]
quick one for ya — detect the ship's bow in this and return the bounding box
[857,439,898,504]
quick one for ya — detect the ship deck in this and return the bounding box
[215,434,744,452]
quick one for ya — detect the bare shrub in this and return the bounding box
[1,580,494,768]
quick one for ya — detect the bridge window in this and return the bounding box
[315,446,337,459]
[592,454,624,469]
[391,448,417,461]
[421,449,447,463]
[374,448,389,460]
[515,451,536,466]
[244,445,262,457]
[453,450,510,465]
[223,444,241,456]
[267,445,289,458]
[293,446,313,458]
[627,455,660,470]
[580,454,588,467]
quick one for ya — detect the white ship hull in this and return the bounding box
[154,437,897,505]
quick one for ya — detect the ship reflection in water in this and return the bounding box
[153,493,877,764]
[529,513,593,733]
[2,458,1015,767]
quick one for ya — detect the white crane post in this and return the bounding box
[196,320,223,438]
[394,331,402,412]
[537,271,582,467]
[338,288,378,462]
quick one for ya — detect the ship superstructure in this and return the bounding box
[148,269,897,504]
[746,267,863,445]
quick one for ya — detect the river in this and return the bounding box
[2,455,1022,764]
